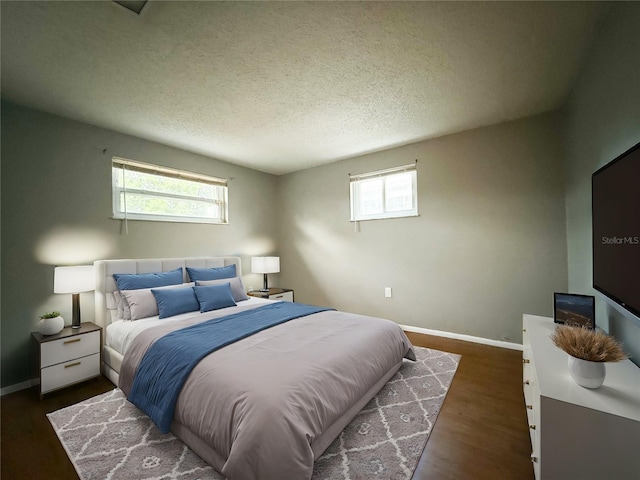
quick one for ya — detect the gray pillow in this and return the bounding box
[121,283,195,320]
[196,276,249,302]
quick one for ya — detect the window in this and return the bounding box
[350,163,418,221]
[112,157,228,224]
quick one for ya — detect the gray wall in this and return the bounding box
[277,112,568,344]
[4,3,637,390]
[1,102,279,388]
[562,2,640,364]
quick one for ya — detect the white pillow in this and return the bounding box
[113,290,121,317]
[121,283,195,320]
[113,290,130,320]
[196,276,249,302]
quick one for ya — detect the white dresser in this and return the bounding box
[32,322,102,398]
[522,314,640,479]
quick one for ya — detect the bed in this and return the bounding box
[94,256,415,479]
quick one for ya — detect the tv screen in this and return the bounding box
[592,141,640,319]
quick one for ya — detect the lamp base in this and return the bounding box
[261,273,270,292]
[71,293,81,329]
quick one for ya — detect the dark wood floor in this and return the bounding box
[407,332,534,480]
[1,332,534,480]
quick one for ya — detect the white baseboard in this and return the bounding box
[1,378,39,396]
[401,324,523,351]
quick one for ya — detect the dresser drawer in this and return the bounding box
[522,329,541,477]
[41,353,100,394]
[41,330,100,368]
[270,291,294,302]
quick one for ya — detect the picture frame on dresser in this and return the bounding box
[553,292,595,329]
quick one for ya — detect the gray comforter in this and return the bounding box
[120,304,415,480]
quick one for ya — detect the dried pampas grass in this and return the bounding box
[551,325,628,362]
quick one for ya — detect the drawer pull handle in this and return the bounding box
[524,380,530,385]
[64,338,81,345]
[527,404,533,410]
[273,295,283,299]
[522,359,530,364]
[64,362,81,369]
[529,424,536,430]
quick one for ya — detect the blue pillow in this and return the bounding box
[186,264,236,282]
[151,286,200,319]
[114,267,183,291]
[193,283,237,313]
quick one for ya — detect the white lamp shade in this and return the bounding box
[54,265,95,294]
[251,256,280,274]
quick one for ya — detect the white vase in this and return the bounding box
[38,316,65,335]
[567,355,606,389]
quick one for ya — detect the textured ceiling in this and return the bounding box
[1,1,609,175]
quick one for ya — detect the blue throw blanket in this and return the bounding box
[128,302,333,433]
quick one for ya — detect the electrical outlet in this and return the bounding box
[385,287,392,298]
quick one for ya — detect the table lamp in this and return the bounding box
[251,257,280,292]
[54,265,95,329]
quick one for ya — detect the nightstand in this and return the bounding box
[32,322,102,398]
[248,288,294,302]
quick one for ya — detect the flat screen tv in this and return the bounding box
[592,141,640,321]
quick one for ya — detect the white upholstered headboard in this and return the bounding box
[94,256,242,328]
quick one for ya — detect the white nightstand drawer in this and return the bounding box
[41,353,100,394]
[41,330,100,368]
[270,291,294,302]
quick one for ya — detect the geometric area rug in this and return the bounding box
[47,347,460,480]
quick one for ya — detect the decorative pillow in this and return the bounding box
[152,286,200,319]
[193,283,237,313]
[113,267,183,291]
[121,283,195,320]
[113,290,126,320]
[196,277,249,302]
[186,264,236,282]
[113,290,133,321]
[121,296,132,320]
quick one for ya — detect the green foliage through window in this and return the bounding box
[112,158,228,224]
[350,163,418,221]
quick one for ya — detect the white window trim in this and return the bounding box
[111,157,229,225]
[350,162,418,221]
